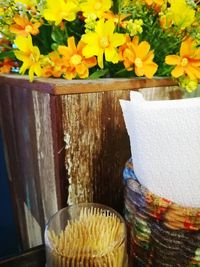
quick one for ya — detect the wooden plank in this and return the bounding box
[0,245,45,267]
[0,83,24,249]
[61,90,131,212]
[9,86,44,249]
[0,74,176,95]
[50,96,68,209]
[32,91,58,222]
[139,85,182,100]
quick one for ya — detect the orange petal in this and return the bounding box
[186,65,200,79]
[165,55,180,65]
[124,48,135,63]
[144,50,154,63]
[136,41,150,59]
[180,38,194,57]
[67,36,77,52]
[84,57,97,68]
[132,36,139,46]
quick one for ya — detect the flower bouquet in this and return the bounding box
[0,0,199,92]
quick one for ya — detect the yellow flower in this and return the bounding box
[122,19,143,37]
[43,0,78,25]
[119,36,158,78]
[10,15,41,36]
[165,37,200,80]
[80,0,112,18]
[169,0,195,29]
[58,36,97,79]
[81,19,126,68]
[180,77,198,93]
[14,35,41,81]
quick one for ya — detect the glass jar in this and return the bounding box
[45,203,128,267]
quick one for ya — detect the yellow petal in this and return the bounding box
[171,66,184,77]
[14,35,32,52]
[165,55,181,65]
[143,63,158,78]
[110,33,126,48]
[29,67,34,82]
[135,66,144,77]
[105,47,119,64]
[135,41,150,60]
[34,63,42,77]
[95,19,106,36]
[97,51,104,68]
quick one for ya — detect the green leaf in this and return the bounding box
[0,51,15,60]
[51,27,67,44]
[89,69,109,79]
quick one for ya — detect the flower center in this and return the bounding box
[25,25,33,33]
[100,36,109,48]
[70,54,82,65]
[30,52,36,63]
[135,57,143,68]
[181,57,188,67]
[94,2,102,10]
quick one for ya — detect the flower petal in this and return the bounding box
[180,38,193,57]
[171,66,184,77]
[165,55,180,65]
[135,41,150,59]
[110,33,126,48]
[143,63,158,78]
[105,46,119,64]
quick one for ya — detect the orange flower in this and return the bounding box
[145,0,163,5]
[119,36,158,78]
[0,58,16,73]
[165,38,200,80]
[103,11,130,27]
[144,0,164,12]
[41,52,66,78]
[58,36,97,79]
[10,15,41,36]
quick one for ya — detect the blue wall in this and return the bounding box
[0,130,20,259]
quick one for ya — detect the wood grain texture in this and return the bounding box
[0,74,176,94]
[32,91,58,223]
[61,90,129,211]
[10,85,44,249]
[139,85,182,100]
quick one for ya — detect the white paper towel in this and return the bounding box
[120,92,200,207]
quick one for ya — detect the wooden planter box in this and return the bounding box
[0,74,180,251]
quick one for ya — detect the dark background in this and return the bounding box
[0,130,20,259]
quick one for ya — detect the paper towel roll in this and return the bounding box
[120,92,200,207]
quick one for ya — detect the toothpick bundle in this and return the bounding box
[46,206,128,267]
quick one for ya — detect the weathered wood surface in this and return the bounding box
[0,74,181,251]
[0,74,176,94]
[0,81,66,250]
